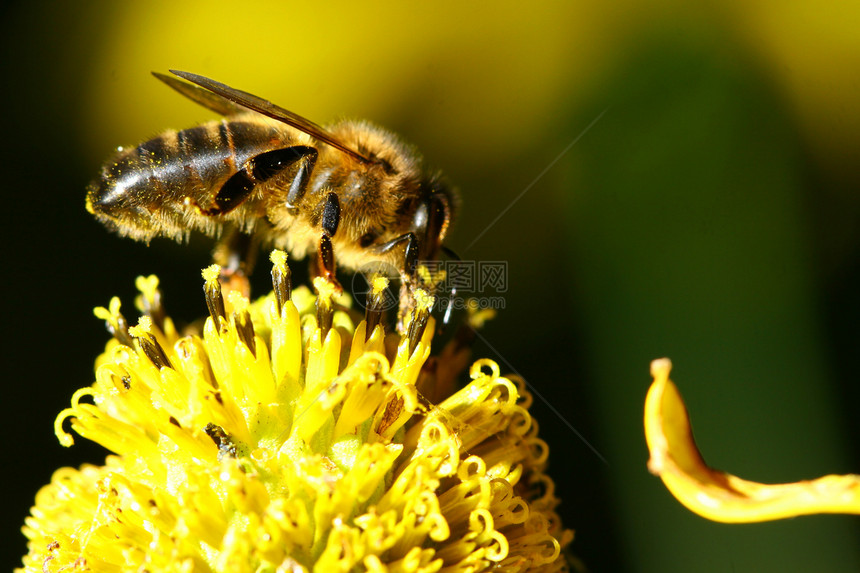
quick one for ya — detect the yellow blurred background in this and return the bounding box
[2,1,859,571]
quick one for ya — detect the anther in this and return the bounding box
[406,289,434,356]
[365,274,390,341]
[202,264,226,327]
[270,250,291,315]
[94,297,133,347]
[234,309,257,357]
[135,275,166,332]
[224,291,256,356]
[314,276,336,340]
[129,317,173,370]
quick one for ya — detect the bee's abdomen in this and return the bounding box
[87,119,288,238]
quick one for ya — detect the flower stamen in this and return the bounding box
[270,249,291,314]
[202,263,226,327]
[93,297,132,347]
[128,316,173,370]
[134,275,166,332]
[228,290,257,358]
[365,274,390,342]
[313,276,337,340]
[407,289,434,356]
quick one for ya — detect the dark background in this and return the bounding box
[2,2,859,571]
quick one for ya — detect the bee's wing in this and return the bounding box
[168,70,375,165]
[152,72,247,116]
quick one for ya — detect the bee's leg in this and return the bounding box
[313,192,343,292]
[374,232,419,276]
[212,227,258,299]
[202,146,318,216]
[213,227,259,275]
[372,232,420,331]
[284,147,318,210]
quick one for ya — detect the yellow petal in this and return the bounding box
[644,357,860,522]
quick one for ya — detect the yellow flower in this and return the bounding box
[644,358,860,523]
[19,251,573,572]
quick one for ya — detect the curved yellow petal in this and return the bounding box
[644,358,860,523]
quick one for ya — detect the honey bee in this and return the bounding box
[86,70,456,319]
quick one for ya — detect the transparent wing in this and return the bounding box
[168,70,375,165]
[152,71,247,116]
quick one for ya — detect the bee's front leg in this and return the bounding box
[212,227,259,299]
[372,232,419,332]
[313,192,343,291]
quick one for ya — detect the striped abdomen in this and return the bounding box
[86,116,295,241]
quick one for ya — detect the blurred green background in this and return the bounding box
[2,1,859,571]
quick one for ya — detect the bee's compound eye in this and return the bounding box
[425,193,451,246]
